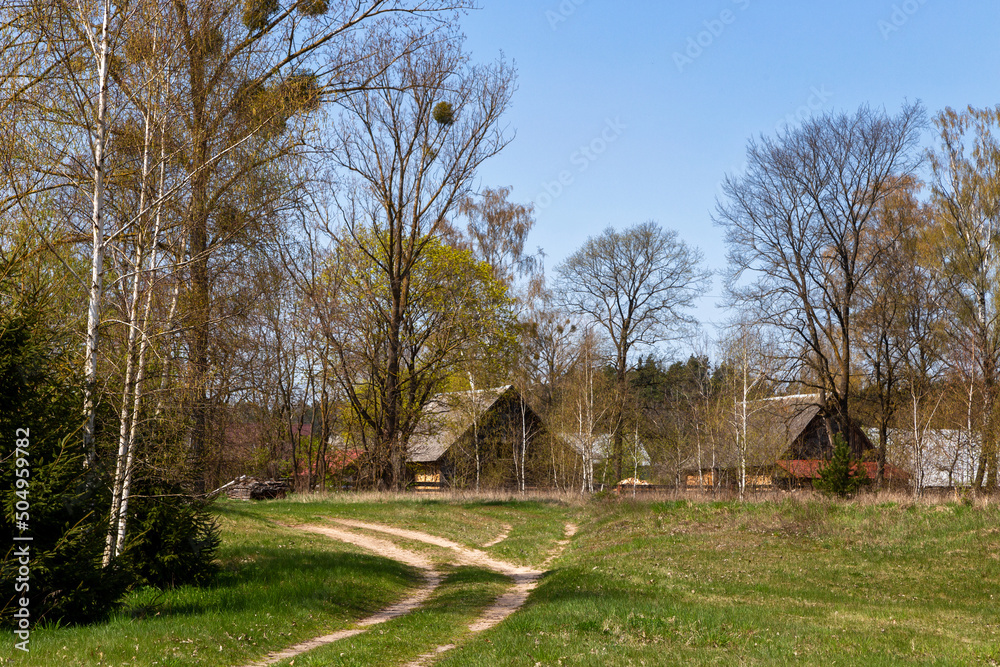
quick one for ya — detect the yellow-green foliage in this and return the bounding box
[278,71,322,113]
[325,232,518,457]
[243,0,279,33]
[191,26,225,58]
[124,30,154,64]
[433,101,455,126]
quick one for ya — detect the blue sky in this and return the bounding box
[459,0,1000,348]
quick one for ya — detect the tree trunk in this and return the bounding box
[613,352,627,483]
[82,1,112,466]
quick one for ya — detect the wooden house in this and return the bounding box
[406,385,551,489]
[684,394,901,490]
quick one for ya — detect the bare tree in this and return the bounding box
[550,326,608,493]
[324,31,515,489]
[555,221,709,482]
[459,185,539,287]
[716,103,925,452]
[520,288,579,411]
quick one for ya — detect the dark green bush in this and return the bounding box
[121,479,220,589]
[0,295,128,626]
[1,279,220,627]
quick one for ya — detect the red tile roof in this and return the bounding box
[295,448,363,477]
[776,459,910,480]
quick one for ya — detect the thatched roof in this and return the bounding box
[755,394,823,459]
[406,385,518,463]
[684,394,824,470]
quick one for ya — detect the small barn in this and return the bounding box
[406,385,550,489]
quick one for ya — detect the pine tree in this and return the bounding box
[815,433,869,497]
[1,291,128,625]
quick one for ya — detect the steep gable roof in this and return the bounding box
[407,385,519,463]
[687,394,871,471]
[751,394,824,458]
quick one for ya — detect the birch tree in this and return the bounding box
[928,105,1000,489]
[719,319,772,499]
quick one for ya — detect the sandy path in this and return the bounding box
[329,518,539,577]
[238,524,441,667]
[388,520,578,667]
[481,523,512,548]
[238,518,578,667]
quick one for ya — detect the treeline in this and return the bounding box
[716,103,1000,494]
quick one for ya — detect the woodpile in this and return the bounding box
[223,475,289,500]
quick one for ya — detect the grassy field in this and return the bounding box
[439,496,1000,666]
[3,493,998,666]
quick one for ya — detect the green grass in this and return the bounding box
[3,504,421,666]
[4,494,999,666]
[437,497,1000,666]
[245,492,576,567]
[270,565,509,667]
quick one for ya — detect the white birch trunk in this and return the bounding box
[520,397,528,494]
[470,379,479,492]
[911,391,923,497]
[114,118,169,560]
[104,102,155,565]
[82,1,112,466]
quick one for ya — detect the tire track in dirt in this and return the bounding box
[238,524,441,667]
[323,519,578,667]
[481,523,512,547]
[328,518,539,577]
[239,518,577,667]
